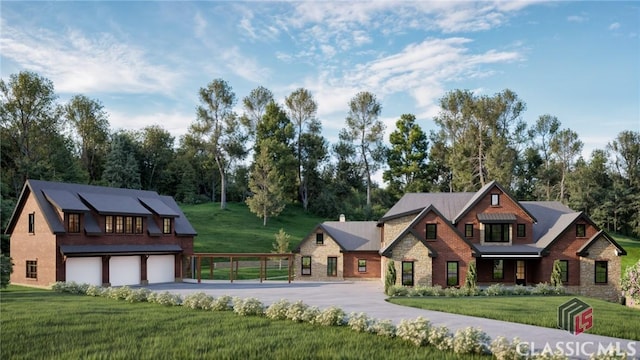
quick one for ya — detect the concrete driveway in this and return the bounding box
[145,280,638,359]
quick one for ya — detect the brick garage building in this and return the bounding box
[296,181,626,301]
[5,180,196,287]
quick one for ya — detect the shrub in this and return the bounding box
[385,260,396,295]
[388,285,409,297]
[285,300,309,322]
[396,317,431,346]
[464,260,478,291]
[51,281,89,294]
[347,312,373,333]
[211,295,233,311]
[621,259,640,303]
[484,283,506,296]
[512,284,529,295]
[444,287,468,297]
[452,326,490,354]
[300,306,321,323]
[370,319,396,338]
[314,306,346,326]
[183,292,214,310]
[86,285,106,297]
[490,336,529,360]
[429,325,453,351]
[551,260,563,287]
[125,288,151,303]
[589,350,629,360]
[106,286,134,300]
[148,291,182,306]
[232,297,264,316]
[265,299,290,320]
[531,282,564,295]
[0,254,14,288]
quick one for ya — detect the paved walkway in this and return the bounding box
[145,280,638,359]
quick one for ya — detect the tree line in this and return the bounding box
[1,71,638,238]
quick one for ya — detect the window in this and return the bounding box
[447,261,459,286]
[115,216,124,233]
[465,224,473,237]
[105,216,113,233]
[492,260,504,279]
[316,233,324,245]
[125,216,133,234]
[68,213,80,233]
[327,257,338,277]
[28,213,35,234]
[558,260,569,283]
[491,194,500,206]
[402,261,414,286]
[517,224,526,238]
[426,224,437,240]
[358,259,367,273]
[595,261,608,284]
[485,224,510,243]
[301,256,311,275]
[162,218,171,234]
[576,224,586,238]
[134,217,143,234]
[26,260,37,279]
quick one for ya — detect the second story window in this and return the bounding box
[105,216,113,233]
[162,218,171,234]
[68,213,81,233]
[517,224,526,237]
[28,213,35,234]
[125,216,133,234]
[426,224,437,240]
[115,216,124,234]
[134,217,143,234]
[316,233,324,245]
[485,224,510,243]
[576,224,586,238]
[491,194,500,206]
[465,224,473,237]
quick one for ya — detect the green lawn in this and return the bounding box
[389,296,640,341]
[0,287,485,360]
[182,202,327,253]
[615,233,640,271]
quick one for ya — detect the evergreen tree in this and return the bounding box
[102,133,141,189]
[246,144,286,226]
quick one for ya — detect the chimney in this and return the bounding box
[339,214,346,222]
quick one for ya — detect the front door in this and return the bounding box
[516,260,526,285]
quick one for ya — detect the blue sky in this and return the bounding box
[2,1,638,161]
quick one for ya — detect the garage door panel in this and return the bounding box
[147,255,175,284]
[109,256,141,286]
[66,257,102,286]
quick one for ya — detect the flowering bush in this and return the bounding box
[484,283,508,296]
[622,259,640,303]
[232,297,264,316]
[429,325,453,351]
[369,319,396,338]
[409,285,444,296]
[512,284,529,295]
[148,291,182,306]
[106,286,134,300]
[183,292,214,310]
[396,317,431,346]
[125,288,151,303]
[490,336,529,360]
[51,281,89,294]
[265,299,290,320]
[347,312,373,333]
[211,295,233,311]
[531,282,564,295]
[300,306,321,323]
[285,300,309,322]
[452,326,490,354]
[86,285,106,297]
[313,306,346,326]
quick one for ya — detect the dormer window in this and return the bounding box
[485,224,510,243]
[491,194,500,206]
[115,216,124,234]
[68,213,81,233]
[162,218,172,234]
[134,217,143,234]
[125,216,133,234]
[105,216,113,233]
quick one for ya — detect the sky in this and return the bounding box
[1,1,639,166]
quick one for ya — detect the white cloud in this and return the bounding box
[0,24,180,95]
[609,22,621,30]
[220,47,271,84]
[567,14,589,23]
[194,11,207,38]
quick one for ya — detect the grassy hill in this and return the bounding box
[181,202,329,253]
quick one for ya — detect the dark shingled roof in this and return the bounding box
[477,213,517,223]
[42,189,90,212]
[139,197,180,217]
[380,192,475,222]
[320,221,380,251]
[79,192,152,215]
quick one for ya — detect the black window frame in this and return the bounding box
[134,216,143,234]
[358,259,367,273]
[426,223,437,240]
[559,260,569,283]
[162,218,172,234]
[491,194,500,206]
[327,257,338,277]
[447,261,459,286]
[28,213,35,234]
[492,260,504,280]
[105,215,114,233]
[401,261,414,286]
[26,260,37,279]
[595,261,608,284]
[464,224,473,237]
[516,223,526,238]
[484,223,510,243]
[125,216,133,234]
[115,216,124,234]
[301,256,311,276]
[67,213,81,233]
[576,224,586,238]
[316,233,324,245]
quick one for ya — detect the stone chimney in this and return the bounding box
[339,214,346,222]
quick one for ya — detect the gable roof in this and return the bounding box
[380,192,475,223]
[577,230,627,257]
[453,180,537,224]
[294,221,379,252]
[5,179,196,236]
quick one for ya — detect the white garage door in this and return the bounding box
[147,255,175,284]
[66,257,102,286]
[109,256,141,286]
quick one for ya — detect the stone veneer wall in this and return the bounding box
[578,237,622,302]
[382,215,416,248]
[386,233,432,286]
[295,232,343,281]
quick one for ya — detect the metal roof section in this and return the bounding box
[146,216,163,236]
[477,213,517,223]
[78,192,152,215]
[139,197,180,217]
[60,244,183,256]
[320,221,380,251]
[380,192,475,222]
[159,195,197,236]
[42,189,90,212]
[83,213,103,236]
[474,244,542,258]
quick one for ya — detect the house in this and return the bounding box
[295,181,627,301]
[5,179,196,287]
